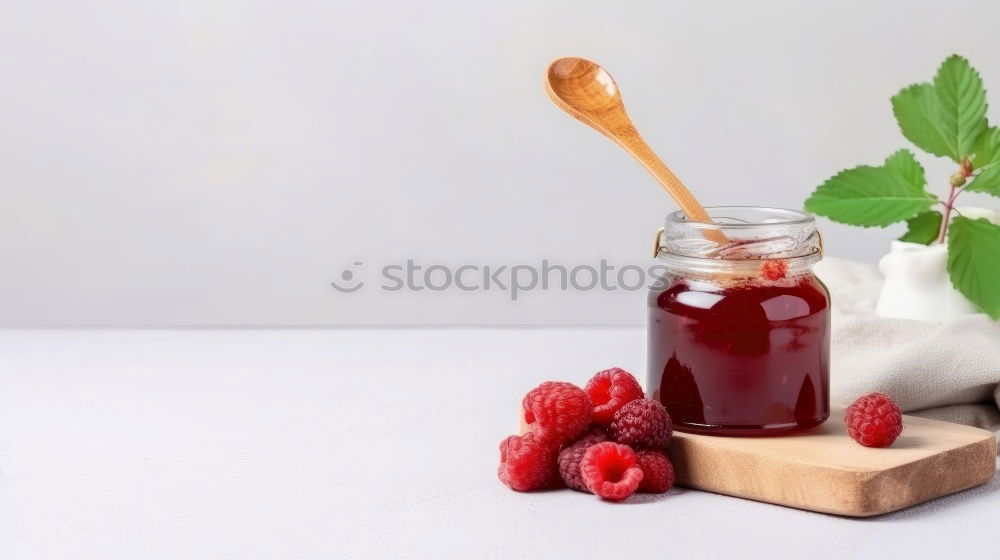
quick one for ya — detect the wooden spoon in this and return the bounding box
[545,57,727,244]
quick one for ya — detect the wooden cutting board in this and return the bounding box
[521,407,997,516]
[667,407,996,516]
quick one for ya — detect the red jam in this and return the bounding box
[647,272,830,436]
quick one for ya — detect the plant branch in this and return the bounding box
[935,158,974,243]
[936,183,957,243]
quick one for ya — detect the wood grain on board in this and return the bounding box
[667,407,996,516]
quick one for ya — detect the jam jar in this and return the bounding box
[647,207,830,436]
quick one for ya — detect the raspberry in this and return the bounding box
[585,367,645,424]
[845,392,903,447]
[497,432,560,491]
[636,449,676,493]
[609,398,673,449]
[521,381,592,444]
[760,259,788,281]
[557,427,609,492]
[580,442,644,501]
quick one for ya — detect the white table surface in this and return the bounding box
[0,328,997,559]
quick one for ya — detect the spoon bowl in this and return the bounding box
[546,58,621,113]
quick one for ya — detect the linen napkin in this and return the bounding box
[815,257,1000,439]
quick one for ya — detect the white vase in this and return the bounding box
[875,241,976,321]
[874,207,998,322]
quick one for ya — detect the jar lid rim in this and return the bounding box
[667,206,815,229]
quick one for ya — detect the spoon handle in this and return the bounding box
[613,131,729,244]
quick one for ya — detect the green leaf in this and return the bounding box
[891,55,989,162]
[892,83,955,159]
[970,125,1000,168]
[884,148,926,189]
[968,127,1000,196]
[933,55,988,159]
[805,152,936,227]
[899,211,943,244]
[968,163,1000,196]
[947,216,1000,319]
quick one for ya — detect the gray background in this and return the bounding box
[2,0,998,326]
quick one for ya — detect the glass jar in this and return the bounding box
[647,207,830,436]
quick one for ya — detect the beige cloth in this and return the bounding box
[816,257,1000,438]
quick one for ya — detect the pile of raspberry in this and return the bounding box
[498,367,676,501]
